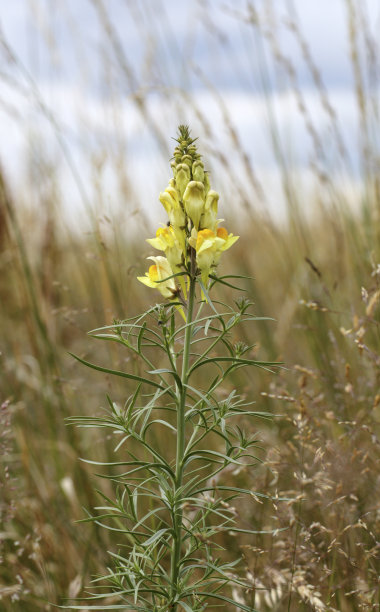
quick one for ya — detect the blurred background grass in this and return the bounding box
[0,1,379,610]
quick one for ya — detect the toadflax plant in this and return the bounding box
[67,126,276,611]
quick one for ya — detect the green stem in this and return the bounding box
[170,273,196,606]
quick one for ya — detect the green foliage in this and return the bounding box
[67,276,277,610]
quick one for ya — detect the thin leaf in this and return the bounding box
[142,528,170,548]
[148,368,182,387]
[68,352,171,393]
[204,318,212,335]
[189,356,280,376]
[209,274,246,291]
[198,279,218,315]
[197,592,259,611]
[177,601,195,612]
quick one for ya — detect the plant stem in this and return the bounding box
[170,273,196,606]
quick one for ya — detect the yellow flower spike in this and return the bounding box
[200,190,219,232]
[140,127,238,305]
[183,181,206,230]
[175,163,191,198]
[137,256,177,300]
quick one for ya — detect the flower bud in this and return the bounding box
[181,155,193,168]
[200,190,219,231]
[175,163,191,198]
[192,160,204,182]
[159,186,186,250]
[159,186,178,216]
[183,181,206,230]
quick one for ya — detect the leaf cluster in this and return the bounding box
[66,284,280,610]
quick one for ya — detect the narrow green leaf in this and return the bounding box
[189,355,280,376]
[154,270,190,283]
[142,419,177,435]
[148,368,182,387]
[68,352,170,393]
[79,458,175,480]
[142,528,170,548]
[137,321,146,353]
[225,526,288,535]
[192,485,291,502]
[177,601,195,612]
[184,449,242,466]
[197,592,259,611]
[198,279,218,315]
[204,318,212,335]
[209,274,246,291]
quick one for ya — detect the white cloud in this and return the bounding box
[0,0,373,231]
[0,79,364,230]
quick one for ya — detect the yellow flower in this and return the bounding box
[190,227,239,285]
[137,256,177,299]
[159,185,184,225]
[183,181,206,230]
[193,229,218,285]
[158,185,186,250]
[192,159,204,182]
[199,190,219,232]
[213,226,239,263]
[146,226,187,295]
[175,163,191,198]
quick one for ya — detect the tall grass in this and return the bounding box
[1,1,379,610]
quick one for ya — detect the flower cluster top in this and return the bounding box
[138,126,239,300]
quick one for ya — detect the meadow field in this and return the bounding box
[0,1,379,610]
